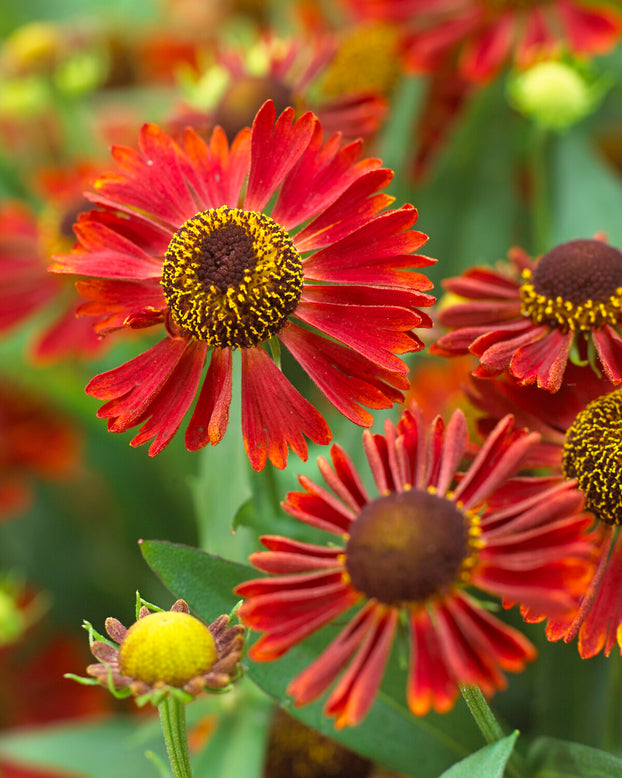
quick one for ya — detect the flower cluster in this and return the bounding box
[5,0,622,775]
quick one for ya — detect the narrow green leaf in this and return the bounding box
[437,731,519,778]
[528,736,622,778]
[142,540,483,778]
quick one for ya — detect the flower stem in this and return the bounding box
[459,684,504,744]
[529,125,551,255]
[158,696,193,778]
[459,684,525,778]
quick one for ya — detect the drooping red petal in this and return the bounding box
[408,607,458,716]
[592,324,622,385]
[471,322,550,377]
[509,327,574,392]
[87,338,206,455]
[240,346,331,471]
[185,347,233,450]
[286,601,380,708]
[324,605,398,728]
[129,340,207,455]
[280,323,407,427]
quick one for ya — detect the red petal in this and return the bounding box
[244,102,316,212]
[185,347,232,449]
[240,346,331,471]
[324,606,398,728]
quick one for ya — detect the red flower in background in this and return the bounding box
[396,0,622,83]
[432,238,622,392]
[170,32,389,144]
[0,581,109,778]
[0,165,105,363]
[0,380,80,520]
[235,401,594,726]
[51,101,435,470]
[468,366,622,659]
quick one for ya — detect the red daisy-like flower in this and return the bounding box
[394,0,622,83]
[431,238,622,393]
[0,379,81,519]
[468,367,622,658]
[234,400,594,727]
[0,164,105,363]
[170,33,388,144]
[50,101,435,470]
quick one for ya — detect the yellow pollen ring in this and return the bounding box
[161,205,303,349]
[118,611,217,687]
[562,388,622,527]
[519,268,622,333]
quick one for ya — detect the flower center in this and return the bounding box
[344,489,476,606]
[213,76,294,138]
[162,206,303,348]
[519,239,622,332]
[562,389,622,526]
[118,611,218,687]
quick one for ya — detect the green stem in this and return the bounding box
[530,125,552,255]
[459,684,525,778]
[459,684,504,744]
[158,696,193,778]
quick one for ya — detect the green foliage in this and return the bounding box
[438,731,519,778]
[528,736,622,778]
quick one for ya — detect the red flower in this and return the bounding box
[235,401,594,726]
[468,367,622,658]
[0,380,81,519]
[0,164,105,363]
[51,101,435,470]
[170,33,388,144]
[398,0,622,82]
[432,238,622,393]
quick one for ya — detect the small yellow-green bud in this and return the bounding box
[507,61,598,131]
[0,590,25,646]
[118,611,217,687]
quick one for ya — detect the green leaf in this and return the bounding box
[528,736,622,778]
[438,731,519,778]
[142,540,483,778]
[140,539,253,623]
[0,718,167,778]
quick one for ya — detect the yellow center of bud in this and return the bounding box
[118,611,217,687]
